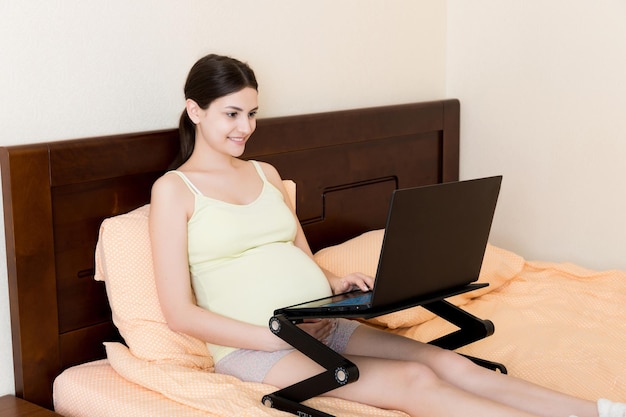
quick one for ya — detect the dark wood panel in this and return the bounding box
[259,132,442,223]
[303,179,398,252]
[52,173,160,333]
[0,147,60,408]
[59,321,122,369]
[49,130,179,186]
[246,101,444,156]
[442,99,460,181]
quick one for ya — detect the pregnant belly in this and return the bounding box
[191,242,332,326]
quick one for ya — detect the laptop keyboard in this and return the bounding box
[328,293,372,307]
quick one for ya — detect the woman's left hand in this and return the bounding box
[331,272,375,295]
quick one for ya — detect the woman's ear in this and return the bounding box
[185,99,201,124]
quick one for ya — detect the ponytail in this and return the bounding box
[171,109,196,169]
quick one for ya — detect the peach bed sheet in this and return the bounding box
[392,259,626,402]
[53,246,625,416]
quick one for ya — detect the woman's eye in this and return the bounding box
[226,112,237,118]
[249,111,257,118]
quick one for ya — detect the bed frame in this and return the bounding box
[1,99,460,410]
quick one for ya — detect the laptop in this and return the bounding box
[275,175,503,320]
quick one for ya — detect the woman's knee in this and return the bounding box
[427,348,482,380]
[398,361,441,392]
[333,358,445,413]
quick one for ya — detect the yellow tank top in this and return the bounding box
[169,161,332,361]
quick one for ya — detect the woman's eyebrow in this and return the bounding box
[225,105,259,112]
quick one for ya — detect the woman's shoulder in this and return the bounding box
[150,171,196,220]
[151,171,192,201]
[252,160,282,182]
[152,170,181,189]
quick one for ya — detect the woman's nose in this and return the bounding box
[239,117,255,134]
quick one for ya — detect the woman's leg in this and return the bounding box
[263,349,541,417]
[343,325,598,417]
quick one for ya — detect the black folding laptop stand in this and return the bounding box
[261,283,507,417]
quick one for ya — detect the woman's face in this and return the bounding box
[192,87,258,157]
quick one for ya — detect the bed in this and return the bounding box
[2,99,624,416]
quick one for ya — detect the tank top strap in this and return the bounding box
[167,170,203,196]
[250,160,268,183]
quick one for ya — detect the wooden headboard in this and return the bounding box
[1,99,460,410]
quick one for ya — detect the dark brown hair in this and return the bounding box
[172,54,258,168]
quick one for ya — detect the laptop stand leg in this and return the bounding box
[263,299,506,415]
[262,314,359,417]
[422,299,494,349]
[422,299,507,373]
[262,394,335,417]
[461,354,508,373]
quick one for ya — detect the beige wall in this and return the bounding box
[447,0,626,270]
[0,1,446,396]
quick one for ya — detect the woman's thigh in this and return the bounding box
[344,324,480,383]
[345,324,442,362]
